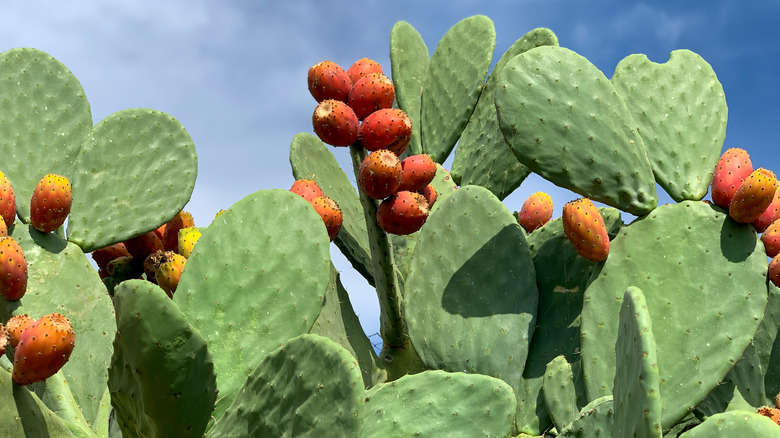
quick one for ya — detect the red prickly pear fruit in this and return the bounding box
[307,60,352,103]
[770,253,780,289]
[348,72,395,120]
[376,191,430,236]
[754,189,780,232]
[0,324,7,356]
[358,108,413,155]
[12,312,76,385]
[347,58,384,84]
[163,211,195,252]
[0,171,16,228]
[30,173,72,233]
[178,227,202,259]
[123,230,164,261]
[6,314,34,348]
[711,148,753,208]
[729,168,778,224]
[0,237,27,301]
[397,154,436,193]
[422,184,437,208]
[310,196,343,241]
[290,179,325,202]
[153,224,166,241]
[359,150,402,200]
[312,99,359,147]
[562,198,610,263]
[0,218,7,238]
[762,219,780,258]
[155,251,187,298]
[91,243,131,271]
[518,192,554,233]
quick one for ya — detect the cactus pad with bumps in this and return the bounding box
[390,21,430,157]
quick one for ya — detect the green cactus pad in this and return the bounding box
[174,189,331,420]
[0,48,92,225]
[290,133,374,286]
[543,355,583,433]
[208,334,364,438]
[109,280,216,438]
[759,282,780,401]
[67,108,198,252]
[580,202,768,429]
[421,15,495,163]
[678,410,780,437]
[611,50,727,202]
[496,46,658,216]
[404,185,538,422]
[2,224,115,427]
[451,28,558,200]
[613,287,662,438]
[309,266,386,388]
[559,395,614,438]
[516,208,622,434]
[390,21,429,157]
[695,343,765,418]
[362,370,516,438]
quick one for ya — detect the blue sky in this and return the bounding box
[2,1,778,342]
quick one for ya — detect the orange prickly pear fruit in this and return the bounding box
[6,313,34,348]
[422,184,437,208]
[729,168,777,224]
[153,223,167,241]
[346,58,383,84]
[711,148,753,209]
[0,171,15,228]
[290,179,325,203]
[754,188,780,232]
[12,312,76,385]
[359,108,413,155]
[518,192,554,233]
[308,60,352,103]
[770,253,780,289]
[562,198,610,263]
[359,150,402,200]
[123,230,164,261]
[348,72,395,120]
[30,173,72,233]
[0,324,7,356]
[312,99,359,147]
[310,196,343,241]
[757,406,780,425]
[163,211,195,252]
[376,191,430,236]
[0,237,27,301]
[0,218,7,238]
[763,219,780,258]
[91,242,131,271]
[178,227,201,259]
[397,154,436,193]
[155,251,187,298]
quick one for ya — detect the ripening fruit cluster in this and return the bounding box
[90,210,201,298]
[711,148,780,287]
[306,58,437,236]
[1,312,76,386]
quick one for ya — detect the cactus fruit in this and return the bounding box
[347,72,395,120]
[0,171,16,227]
[757,407,780,425]
[711,148,753,208]
[123,230,164,261]
[754,189,780,232]
[162,210,195,252]
[518,192,554,233]
[312,99,360,147]
[562,198,610,262]
[12,312,76,386]
[729,168,778,224]
[376,190,430,235]
[771,254,780,288]
[143,250,166,283]
[358,108,413,155]
[153,223,167,241]
[311,196,343,241]
[290,179,325,202]
[107,255,142,283]
[359,149,402,200]
[307,60,352,103]
[30,173,72,233]
[178,226,202,259]
[397,154,437,193]
[0,219,7,238]
[6,313,34,348]
[346,58,384,84]
[91,242,132,270]
[763,220,780,258]
[0,324,6,356]
[0,237,27,301]
[422,184,437,208]
[155,251,187,297]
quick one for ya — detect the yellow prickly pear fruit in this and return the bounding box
[178,227,201,259]
[155,251,186,298]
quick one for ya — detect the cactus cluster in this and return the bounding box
[1,14,780,438]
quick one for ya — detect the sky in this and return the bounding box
[1,1,778,345]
